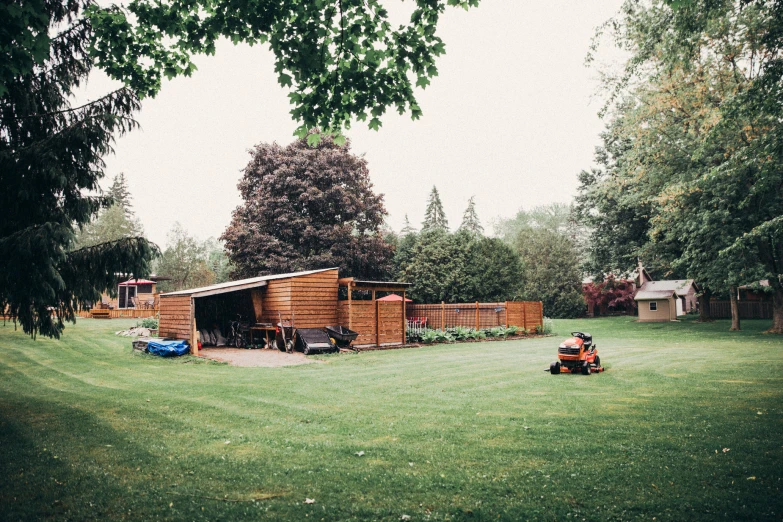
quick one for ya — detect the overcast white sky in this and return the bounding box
[82,0,625,248]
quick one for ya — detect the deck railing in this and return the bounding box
[77,308,160,319]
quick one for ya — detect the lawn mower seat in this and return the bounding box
[572,332,593,349]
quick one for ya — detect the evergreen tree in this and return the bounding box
[459,196,483,235]
[107,173,133,218]
[0,0,158,338]
[400,214,417,236]
[421,186,448,232]
[75,204,144,248]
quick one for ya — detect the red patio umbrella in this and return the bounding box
[377,293,412,302]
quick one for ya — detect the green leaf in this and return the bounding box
[306,133,322,146]
[293,126,309,139]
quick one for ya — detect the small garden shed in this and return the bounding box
[635,288,678,322]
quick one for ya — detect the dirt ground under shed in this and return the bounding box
[198,348,320,367]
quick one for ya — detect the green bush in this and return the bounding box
[446,326,486,341]
[410,325,527,344]
[138,318,158,329]
[541,317,554,335]
[483,326,519,338]
[417,328,455,344]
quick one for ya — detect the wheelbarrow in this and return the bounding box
[324,325,359,349]
[275,312,295,353]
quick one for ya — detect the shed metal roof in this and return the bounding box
[635,289,677,300]
[161,268,338,298]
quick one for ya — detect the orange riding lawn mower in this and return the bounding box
[547,332,605,375]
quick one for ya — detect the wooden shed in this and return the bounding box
[158,268,411,354]
[634,288,678,322]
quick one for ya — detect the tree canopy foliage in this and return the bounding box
[396,229,521,304]
[222,133,394,280]
[155,223,229,292]
[578,0,783,331]
[495,205,585,319]
[0,0,158,338]
[0,0,481,138]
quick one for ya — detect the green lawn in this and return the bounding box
[1,316,781,521]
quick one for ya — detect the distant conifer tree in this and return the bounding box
[400,214,418,235]
[108,173,134,218]
[421,186,448,232]
[459,196,483,235]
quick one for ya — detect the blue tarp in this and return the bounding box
[147,340,190,357]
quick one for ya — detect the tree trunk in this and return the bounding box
[729,286,741,331]
[698,288,713,322]
[766,284,783,334]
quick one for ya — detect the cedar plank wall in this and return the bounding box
[348,301,376,345]
[337,302,350,327]
[505,301,544,331]
[378,301,404,345]
[262,269,339,328]
[159,295,192,339]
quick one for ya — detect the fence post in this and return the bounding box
[539,301,544,331]
[190,297,198,356]
[522,301,527,330]
[505,302,509,328]
[402,292,407,345]
[441,301,445,331]
[375,299,380,347]
[347,283,352,330]
[475,301,480,330]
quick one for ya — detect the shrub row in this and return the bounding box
[408,326,523,344]
[406,317,554,344]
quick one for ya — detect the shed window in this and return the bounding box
[649,301,657,311]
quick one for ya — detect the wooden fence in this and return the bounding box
[77,308,159,319]
[406,301,544,331]
[708,301,773,319]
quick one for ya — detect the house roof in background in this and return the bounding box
[739,280,770,290]
[161,268,338,298]
[638,280,697,296]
